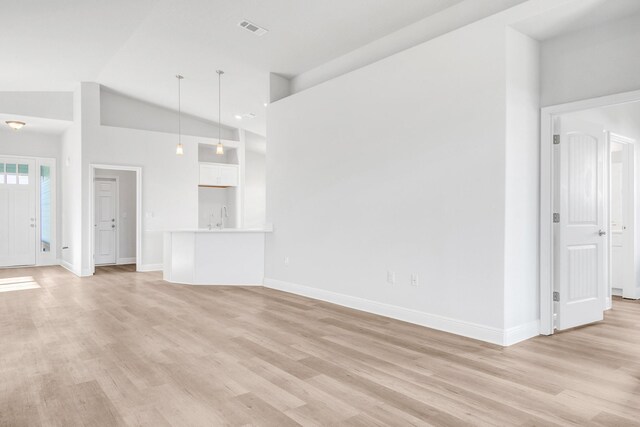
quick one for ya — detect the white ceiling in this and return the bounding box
[513,0,640,41]
[0,0,467,136]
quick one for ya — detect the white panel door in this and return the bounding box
[555,117,607,330]
[94,180,117,265]
[0,158,36,267]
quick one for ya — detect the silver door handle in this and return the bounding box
[599,230,607,236]
[112,224,116,229]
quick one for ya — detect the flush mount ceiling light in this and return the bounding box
[216,70,225,156]
[5,120,26,130]
[175,75,184,155]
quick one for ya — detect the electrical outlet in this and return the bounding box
[387,271,395,285]
[411,273,419,287]
[284,256,290,266]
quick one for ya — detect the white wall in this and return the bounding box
[100,88,237,140]
[60,86,83,273]
[95,168,137,261]
[504,28,540,332]
[0,129,60,159]
[198,188,229,229]
[266,18,516,343]
[75,83,242,271]
[244,149,266,228]
[290,0,528,93]
[541,12,640,107]
[0,92,73,121]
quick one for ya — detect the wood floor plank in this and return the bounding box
[1,265,639,426]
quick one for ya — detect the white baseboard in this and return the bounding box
[623,288,640,300]
[612,287,623,297]
[138,263,163,272]
[117,257,136,265]
[58,260,92,277]
[263,278,538,346]
[503,320,540,346]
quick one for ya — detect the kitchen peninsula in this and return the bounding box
[163,227,271,285]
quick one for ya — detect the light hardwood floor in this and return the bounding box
[1,265,639,426]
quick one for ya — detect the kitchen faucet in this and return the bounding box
[217,206,228,229]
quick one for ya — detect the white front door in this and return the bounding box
[0,158,36,267]
[94,180,117,265]
[554,117,607,330]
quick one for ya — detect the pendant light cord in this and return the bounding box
[178,76,182,144]
[218,70,222,144]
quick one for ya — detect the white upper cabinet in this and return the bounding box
[199,163,239,187]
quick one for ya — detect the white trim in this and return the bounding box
[138,263,163,272]
[540,88,640,335]
[117,257,136,265]
[90,164,142,275]
[503,320,541,346]
[263,278,537,346]
[59,259,92,277]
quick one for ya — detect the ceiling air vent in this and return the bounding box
[238,20,268,36]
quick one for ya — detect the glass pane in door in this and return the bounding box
[40,165,51,252]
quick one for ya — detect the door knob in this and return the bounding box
[598,230,607,236]
[112,224,116,229]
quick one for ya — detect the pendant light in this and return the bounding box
[216,70,224,155]
[175,74,184,155]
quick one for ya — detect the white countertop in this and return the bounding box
[166,227,272,233]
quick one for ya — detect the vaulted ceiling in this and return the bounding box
[1,0,476,135]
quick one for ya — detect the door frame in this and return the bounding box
[89,164,142,274]
[540,88,640,335]
[93,175,119,266]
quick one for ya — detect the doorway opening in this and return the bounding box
[90,164,141,274]
[540,89,640,335]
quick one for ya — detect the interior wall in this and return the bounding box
[100,88,237,140]
[541,12,640,107]
[60,86,83,273]
[266,18,513,342]
[198,188,230,229]
[244,150,266,229]
[503,28,540,332]
[0,129,61,159]
[95,168,137,262]
[79,82,232,271]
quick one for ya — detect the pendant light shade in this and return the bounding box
[216,70,224,156]
[176,74,184,155]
